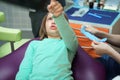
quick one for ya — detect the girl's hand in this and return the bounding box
[47,0,63,17]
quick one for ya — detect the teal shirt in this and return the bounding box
[16,14,78,80]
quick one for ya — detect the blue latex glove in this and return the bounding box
[80,26,107,42]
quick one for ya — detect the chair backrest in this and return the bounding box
[0,38,106,80]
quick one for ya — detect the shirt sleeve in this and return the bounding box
[15,41,34,80]
[53,14,78,53]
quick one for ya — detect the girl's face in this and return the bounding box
[45,13,60,38]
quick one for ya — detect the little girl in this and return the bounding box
[16,0,78,80]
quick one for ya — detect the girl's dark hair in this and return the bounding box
[39,13,69,40]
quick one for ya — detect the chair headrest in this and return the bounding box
[0,12,5,22]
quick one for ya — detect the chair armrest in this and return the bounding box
[0,26,22,42]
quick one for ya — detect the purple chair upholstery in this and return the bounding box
[0,39,33,80]
[72,46,106,80]
[0,39,106,80]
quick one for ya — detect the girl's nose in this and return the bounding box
[51,19,55,24]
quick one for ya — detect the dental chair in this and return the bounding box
[0,12,29,58]
[0,12,106,80]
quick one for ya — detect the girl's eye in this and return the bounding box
[48,17,52,20]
